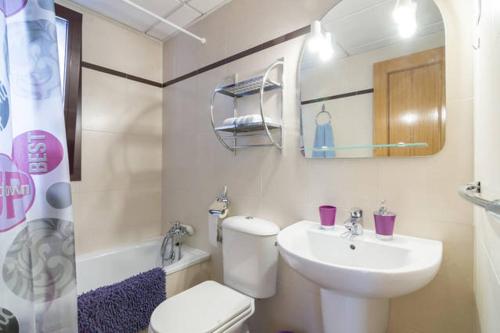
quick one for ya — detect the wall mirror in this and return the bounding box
[299,0,445,158]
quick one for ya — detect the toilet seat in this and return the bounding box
[149,280,254,333]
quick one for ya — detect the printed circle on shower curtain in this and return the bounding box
[12,130,63,175]
[7,20,60,100]
[0,0,28,17]
[0,154,35,233]
[37,0,54,11]
[0,308,19,333]
[2,218,76,302]
[46,182,72,209]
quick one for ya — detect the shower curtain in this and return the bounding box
[0,1,78,332]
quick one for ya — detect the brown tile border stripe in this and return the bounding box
[301,89,375,105]
[162,25,311,87]
[81,61,163,88]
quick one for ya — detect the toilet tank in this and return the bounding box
[222,216,280,299]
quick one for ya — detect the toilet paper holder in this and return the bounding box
[209,186,230,243]
[209,185,230,217]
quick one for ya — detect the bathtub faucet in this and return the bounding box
[161,222,194,266]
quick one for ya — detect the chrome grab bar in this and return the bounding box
[458,182,500,215]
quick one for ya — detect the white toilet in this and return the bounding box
[149,216,280,333]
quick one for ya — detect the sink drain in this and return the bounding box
[350,244,356,250]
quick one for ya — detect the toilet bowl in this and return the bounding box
[149,216,280,333]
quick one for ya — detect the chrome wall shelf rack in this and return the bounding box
[210,58,284,152]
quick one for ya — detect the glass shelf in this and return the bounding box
[312,142,429,152]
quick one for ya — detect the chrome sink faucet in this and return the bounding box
[343,208,364,239]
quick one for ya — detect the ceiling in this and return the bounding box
[322,0,444,57]
[69,0,231,41]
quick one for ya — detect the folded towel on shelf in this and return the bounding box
[222,117,237,126]
[222,114,276,127]
[77,267,166,333]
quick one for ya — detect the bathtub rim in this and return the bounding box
[163,245,211,276]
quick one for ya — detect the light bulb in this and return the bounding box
[393,0,417,38]
[319,32,334,62]
[398,20,417,38]
[308,20,323,53]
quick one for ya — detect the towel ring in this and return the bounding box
[315,104,332,125]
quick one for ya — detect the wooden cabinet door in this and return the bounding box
[373,47,445,156]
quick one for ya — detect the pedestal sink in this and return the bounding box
[277,221,442,333]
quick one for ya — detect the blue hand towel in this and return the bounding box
[312,122,336,158]
[77,267,166,333]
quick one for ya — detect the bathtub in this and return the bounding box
[76,238,210,294]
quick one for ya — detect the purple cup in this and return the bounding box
[374,213,396,240]
[319,205,337,229]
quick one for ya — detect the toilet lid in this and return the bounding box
[150,280,254,333]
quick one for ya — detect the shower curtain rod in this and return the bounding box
[119,0,207,44]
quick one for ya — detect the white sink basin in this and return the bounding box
[277,221,443,333]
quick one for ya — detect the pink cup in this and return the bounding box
[374,213,396,240]
[319,205,336,229]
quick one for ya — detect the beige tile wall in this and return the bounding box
[162,0,475,332]
[56,0,164,255]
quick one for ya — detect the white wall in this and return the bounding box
[473,0,500,332]
[57,0,164,255]
[162,0,474,332]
